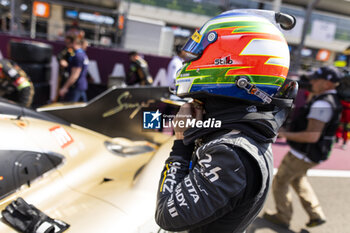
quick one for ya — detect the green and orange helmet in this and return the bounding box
[176,9,297,107]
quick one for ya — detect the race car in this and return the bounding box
[0,87,176,233]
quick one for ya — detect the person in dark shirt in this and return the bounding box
[0,59,34,107]
[59,35,89,102]
[126,51,153,86]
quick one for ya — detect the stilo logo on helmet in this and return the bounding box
[176,9,297,108]
[214,56,234,65]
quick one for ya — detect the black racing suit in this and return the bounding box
[0,59,34,107]
[56,47,74,87]
[155,130,273,233]
[126,57,153,86]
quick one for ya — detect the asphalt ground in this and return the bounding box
[247,139,350,233]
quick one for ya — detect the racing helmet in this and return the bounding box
[176,9,297,107]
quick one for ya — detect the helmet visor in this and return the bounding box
[182,30,217,62]
[182,30,204,62]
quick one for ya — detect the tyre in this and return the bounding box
[9,40,53,64]
[18,63,51,84]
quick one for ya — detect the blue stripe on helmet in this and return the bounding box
[189,84,279,102]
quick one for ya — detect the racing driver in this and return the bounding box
[155,9,298,233]
[0,59,34,107]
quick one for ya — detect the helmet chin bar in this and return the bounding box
[235,77,272,104]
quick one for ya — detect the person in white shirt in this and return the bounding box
[167,45,186,89]
[264,66,343,229]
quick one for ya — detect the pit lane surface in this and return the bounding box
[247,139,350,233]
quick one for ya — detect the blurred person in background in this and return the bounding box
[126,51,153,86]
[66,20,85,39]
[0,59,34,107]
[167,45,186,88]
[335,100,350,149]
[57,37,89,88]
[82,39,89,51]
[59,34,89,102]
[264,66,343,228]
[56,36,75,100]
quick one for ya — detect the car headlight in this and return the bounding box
[104,141,155,157]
